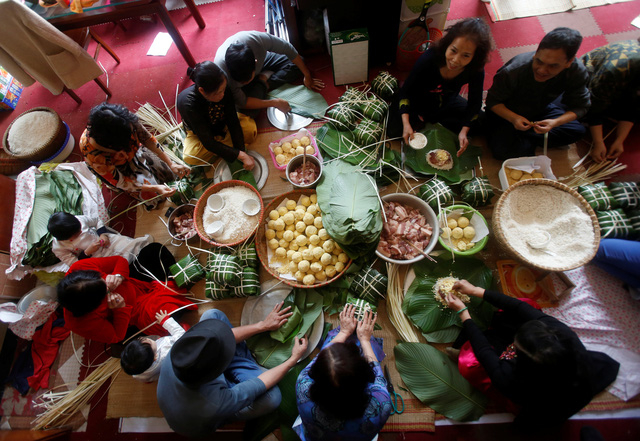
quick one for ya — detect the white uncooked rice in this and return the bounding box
[8,111,59,155]
[202,186,260,243]
[499,185,596,270]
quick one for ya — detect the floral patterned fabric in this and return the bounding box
[295,329,392,441]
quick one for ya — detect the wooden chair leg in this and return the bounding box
[89,29,120,64]
[94,77,112,98]
[63,87,82,104]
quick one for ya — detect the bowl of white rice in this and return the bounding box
[195,180,264,246]
[492,179,600,272]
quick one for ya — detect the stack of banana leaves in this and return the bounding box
[23,170,84,267]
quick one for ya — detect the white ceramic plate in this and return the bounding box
[267,107,313,131]
[241,282,324,361]
[213,150,269,190]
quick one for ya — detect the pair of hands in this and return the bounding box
[590,140,624,163]
[444,279,484,312]
[261,302,309,363]
[105,274,126,309]
[512,115,556,134]
[337,304,377,343]
[85,234,110,256]
[402,123,470,157]
[270,75,325,115]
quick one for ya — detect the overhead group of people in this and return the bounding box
[51,20,636,440]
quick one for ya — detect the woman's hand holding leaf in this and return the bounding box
[289,337,308,364]
[261,302,293,331]
[445,293,466,312]
[356,310,376,342]
[453,280,485,298]
[337,304,357,340]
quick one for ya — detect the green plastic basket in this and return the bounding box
[437,204,489,256]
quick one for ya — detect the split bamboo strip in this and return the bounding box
[386,263,421,343]
[559,160,627,188]
[33,358,122,430]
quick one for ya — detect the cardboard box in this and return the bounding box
[0,66,24,111]
[497,259,575,307]
[329,28,369,86]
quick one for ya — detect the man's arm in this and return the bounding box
[244,96,291,113]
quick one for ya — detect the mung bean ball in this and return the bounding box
[323,240,335,253]
[292,138,301,148]
[451,227,463,239]
[278,239,289,248]
[296,235,308,246]
[268,239,279,250]
[303,213,315,225]
[292,252,303,263]
[310,262,323,273]
[300,196,311,207]
[309,234,320,245]
[305,146,315,154]
[282,212,295,225]
[441,227,452,239]
[305,225,318,236]
[296,146,305,155]
[282,142,293,152]
[457,216,470,228]
[274,218,285,231]
[310,194,318,204]
[295,221,306,233]
[276,231,284,239]
[335,261,345,272]
[269,210,280,220]
[337,252,348,263]
[274,145,283,155]
[463,226,475,239]
[298,260,310,272]
[312,247,324,260]
[318,229,329,241]
[276,154,286,165]
[294,209,306,221]
[447,218,458,229]
[300,136,310,146]
[325,265,336,277]
[303,274,316,286]
[278,206,288,216]
[283,230,294,242]
[320,253,332,266]
[295,270,305,281]
[266,229,276,240]
[286,199,297,210]
[307,204,318,215]
[301,248,314,261]
[315,270,327,281]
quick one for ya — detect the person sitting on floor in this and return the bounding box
[120,310,185,383]
[592,238,640,299]
[444,279,619,428]
[581,38,640,162]
[177,61,258,169]
[80,103,190,210]
[157,305,307,437]
[388,17,493,156]
[484,27,590,160]
[214,31,324,118]
[294,305,392,441]
[57,256,196,345]
[48,211,152,269]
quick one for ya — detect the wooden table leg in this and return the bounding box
[183,0,206,29]
[155,3,196,67]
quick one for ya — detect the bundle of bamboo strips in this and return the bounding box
[560,160,627,188]
[386,263,421,343]
[32,358,121,430]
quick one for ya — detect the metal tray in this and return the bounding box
[213,150,269,190]
[267,107,313,131]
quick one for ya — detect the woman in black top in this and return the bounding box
[388,18,493,156]
[177,61,257,169]
[445,280,619,428]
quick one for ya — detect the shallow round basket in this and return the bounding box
[195,180,264,247]
[375,193,440,265]
[3,107,66,162]
[438,204,489,256]
[255,189,352,289]
[492,179,600,272]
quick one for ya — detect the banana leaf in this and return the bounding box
[395,342,487,421]
[403,255,494,339]
[316,161,383,260]
[247,288,323,369]
[268,83,329,119]
[270,303,302,343]
[404,123,482,184]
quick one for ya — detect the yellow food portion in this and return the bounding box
[271,135,315,166]
[440,213,478,252]
[432,276,471,306]
[506,167,546,186]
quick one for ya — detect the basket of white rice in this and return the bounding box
[3,107,67,162]
[492,179,600,272]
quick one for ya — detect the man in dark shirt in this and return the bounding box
[485,27,590,159]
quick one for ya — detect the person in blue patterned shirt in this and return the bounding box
[294,304,392,441]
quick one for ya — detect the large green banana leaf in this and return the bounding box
[268,83,329,119]
[247,288,323,369]
[403,255,494,340]
[395,342,487,421]
[316,161,383,260]
[404,123,482,184]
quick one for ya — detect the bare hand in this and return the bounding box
[590,140,607,163]
[457,134,469,157]
[98,234,110,249]
[155,184,176,198]
[105,274,124,292]
[85,240,101,257]
[272,98,292,114]
[607,139,624,160]
[513,115,532,132]
[356,310,376,342]
[170,162,191,179]
[304,76,325,92]
[532,119,554,134]
[290,336,308,362]
[107,292,126,309]
[452,279,484,298]
[261,302,293,332]
[402,123,415,145]
[238,151,256,171]
[445,292,466,311]
[156,309,169,324]
[338,304,357,337]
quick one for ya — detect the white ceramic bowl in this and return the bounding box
[285,154,323,189]
[207,194,224,212]
[242,198,261,216]
[409,132,427,150]
[375,193,440,265]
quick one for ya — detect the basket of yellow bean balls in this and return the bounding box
[438,204,489,256]
[267,128,320,170]
[255,189,352,288]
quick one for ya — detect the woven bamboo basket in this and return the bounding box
[0,149,30,175]
[194,180,264,247]
[492,179,600,272]
[255,189,352,289]
[3,107,66,162]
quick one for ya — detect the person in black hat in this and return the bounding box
[157,303,307,437]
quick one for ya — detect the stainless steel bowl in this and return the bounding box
[285,154,323,189]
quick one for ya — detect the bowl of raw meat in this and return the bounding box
[286,154,322,189]
[375,193,439,265]
[167,203,198,245]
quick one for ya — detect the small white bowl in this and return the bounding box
[207,194,224,212]
[205,220,224,236]
[409,132,427,150]
[243,199,260,216]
